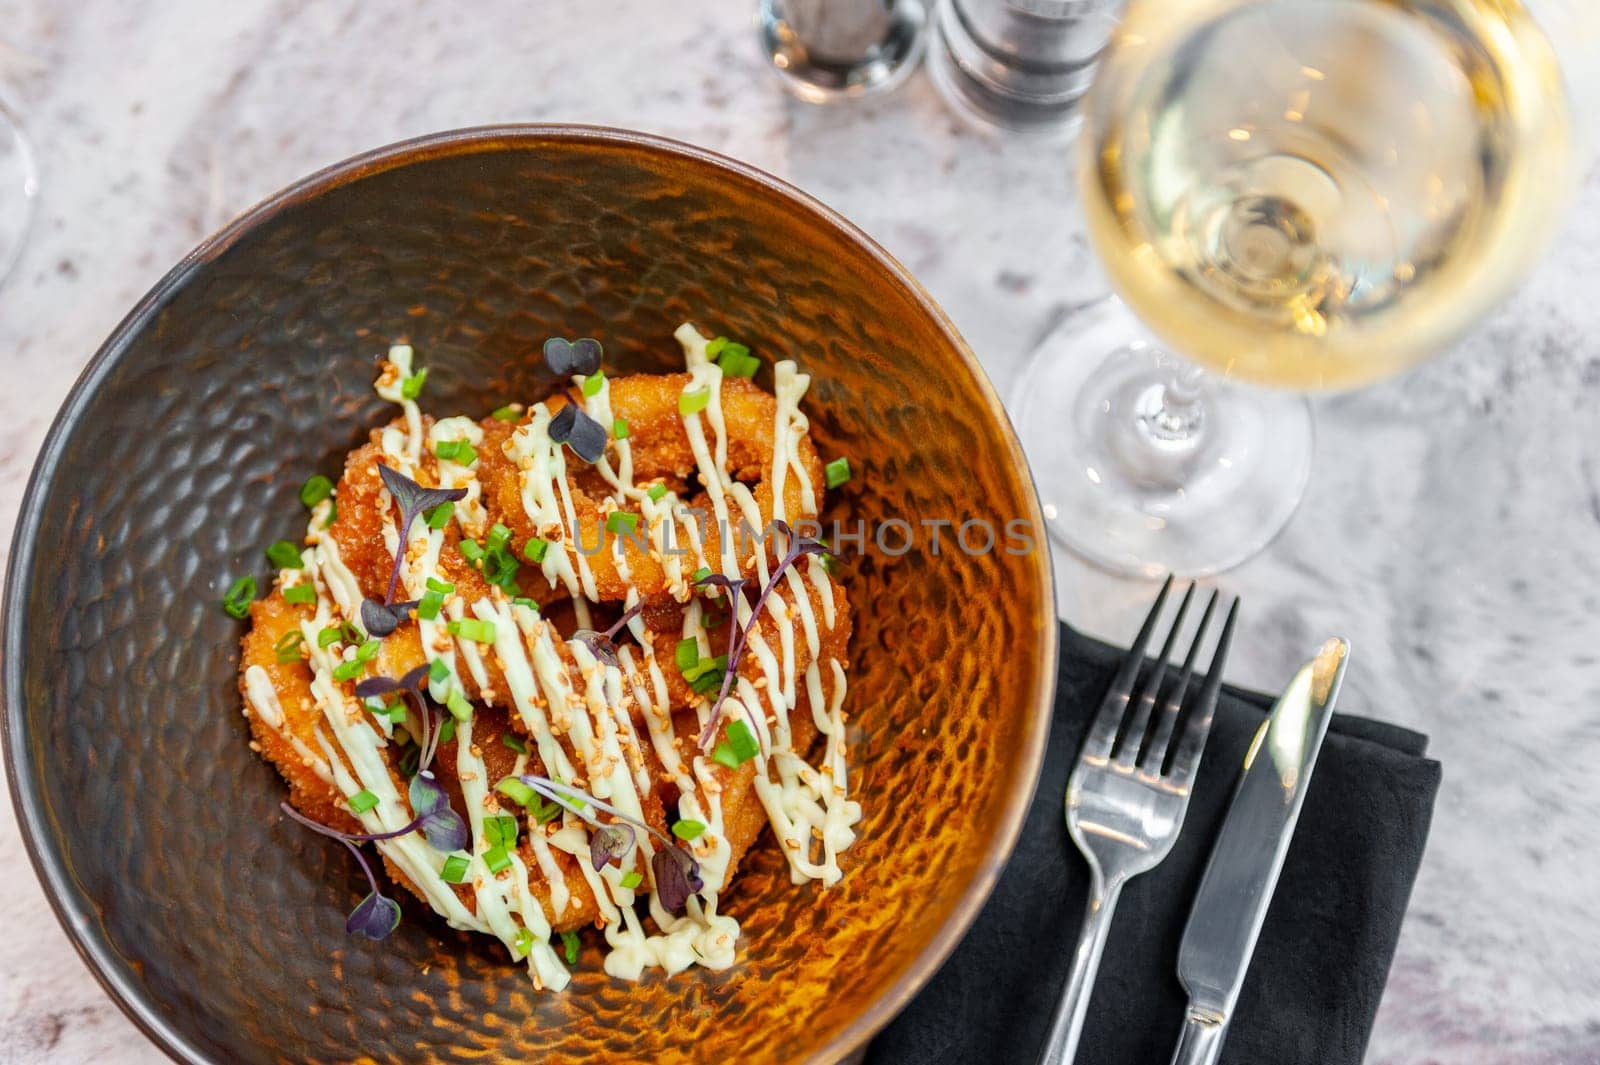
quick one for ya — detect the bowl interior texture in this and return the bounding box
[3,128,1055,1064]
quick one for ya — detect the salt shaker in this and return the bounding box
[756,0,929,103]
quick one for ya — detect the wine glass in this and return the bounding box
[0,92,36,284]
[1014,0,1596,577]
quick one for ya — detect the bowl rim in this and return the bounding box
[1,123,1058,1065]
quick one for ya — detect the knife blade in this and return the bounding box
[1169,638,1350,1065]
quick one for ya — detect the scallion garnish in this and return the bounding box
[486,524,512,553]
[613,417,629,440]
[491,404,522,422]
[273,630,305,664]
[426,577,455,594]
[440,853,470,884]
[446,686,472,722]
[434,439,478,466]
[317,626,342,649]
[692,566,712,584]
[824,456,852,488]
[222,575,256,619]
[424,501,454,529]
[356,638,381,663]
[496,777,536,807]
[511,596,539,611]
[484,846,512,875]
[560,930,580,965]
[502,734,528,755]
[513,926,534,958]
[679,387,710,415]
[459,539,484,564]
[714,339,759,378]
[671,820,707,842]
[400,367,428,400]
[332,660,365,682]
[428,659,450,684]
[675,638,699,672]
[266,540,304,569]
[447,618,496,644]
[348,789,379,814]
[605,511,638,536]
[417,591,445,620]
[283,583,317,606]
[620,871,643,890]
[485,813,518,849]
[300,475,334,508]
[523,538,549,563]
[581,370,605,397]
[711,719,761,769]
[647,483,668,502]
[438,716,456,745]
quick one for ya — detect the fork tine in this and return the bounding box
[1080,575,1174,760]
[1141,589,1219,770]
[1165,596,1239,787]
[1112,582,1196,766]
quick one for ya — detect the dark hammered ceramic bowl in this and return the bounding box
[2,126,1056,1064]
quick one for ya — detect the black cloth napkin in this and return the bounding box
[867,622,1441,1065]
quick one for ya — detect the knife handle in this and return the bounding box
[1170,1008,1228,1065]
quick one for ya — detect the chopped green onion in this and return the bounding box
[620,871,644,890]
[712,719,761,768]
[491,404,522,422]
[265,540,303,569]
[483,846,512,875]
[437,717,456,745]
[441,853,471,883]
[533,798,561,825]
[502,734,528,755]
[689,670,724,696]
[332,660,364,682]
[324,498,338,528]
[282,583,317,606]
[424,501,454,529]
[426,577,455,594]
[683,654,728,683]
[513,926,534,958]
[341,620,364,645]
[273,630,305,664]
[299,475,334,508]
[706,337,728,357]
[560,930,581,965]
[825,457,852,488]
[485,813,518,849]
[317,627,342,649]
[348,789,379,814]
[581,370,605,397]
[613,416,629,440]
[675,638,700,672]
[716,340,759,378]
[496,778,535,807]
[679,387,710,415]
[428,659,450,684]
[486,524,512,553]
[459,539,485,564]
[435,439,478,466]
[447,618,496,644]
[446,686,473,721]
[692,566,712,584]
[523,538,549,563]
[417,591,444,620]
[511,597,540,611]
[647,483,668,502]
[606,511,638,536]
[400,368,428,400]
[672,820,707,842]
[356,639,381,663]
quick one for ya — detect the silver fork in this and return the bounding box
[1037,577,1239,1065]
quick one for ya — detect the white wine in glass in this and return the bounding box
[1016,0,1594,576]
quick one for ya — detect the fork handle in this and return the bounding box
[1170,1008,1228,1065]
[1035,876,1124,1065]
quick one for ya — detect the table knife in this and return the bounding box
[1170,638,1350,1065]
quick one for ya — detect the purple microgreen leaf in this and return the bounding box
[375,465,467,604]
[696,521,828,751]
[589,823,636,871]
[604,600,645,640]
[650,844,704,915]
[548,400,609,464]
[361,597,418,637]
[570,629,619,669]
[542,337,603,377]
[409,771,469,853]
[346,889,402,939]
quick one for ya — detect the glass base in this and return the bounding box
[756,0,928,104]
[1012,298,1313,578]
[0,97,36,283]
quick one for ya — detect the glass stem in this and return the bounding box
[1138,363,1208,446]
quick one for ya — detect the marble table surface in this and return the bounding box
[2,1,1598,1062]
